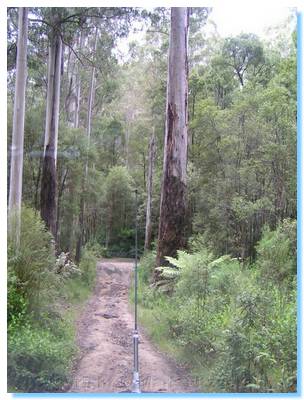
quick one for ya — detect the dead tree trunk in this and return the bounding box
[155,8,189,275]
[144,130,156,251]
[8,7,28,248]
[40,26,62,239]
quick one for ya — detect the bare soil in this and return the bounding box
[68,258,198,393]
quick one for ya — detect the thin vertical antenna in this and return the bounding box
[131,189,140,393]
[135,189,138,331]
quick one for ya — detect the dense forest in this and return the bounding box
[7,7,297,393]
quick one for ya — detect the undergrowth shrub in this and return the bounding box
[64,247,97,303]
[136,221,297,393]
[256,219,296,283]
[7,270,28,327]
[8,320,75,392]
[8,206,97,392]
[79,247,97,287]
[139,250,156,284]
[8,206,57,316]
[212,281,296,393]
[85,240,107,259]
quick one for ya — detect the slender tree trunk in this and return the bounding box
[144,130,156,251]
[143,152,146,188]
[40,27,62,238]
[74,31,84,129]
[8,7,28,248]
[34,150,43,212]
[85,29,98,147]
[65,46,77,126]
[74,70,81,128]
[125,128,130,168]
[155,8,189,276]
[56,167,68,245]
[65,31,84,128]
[76,28,98,262]
[75,194,85,262]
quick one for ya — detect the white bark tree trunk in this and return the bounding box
[156,7,189,274]
[8,7,28,247]
[144,129,156,251]
[43,31,62,163]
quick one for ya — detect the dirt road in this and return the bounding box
[69,258,197,393]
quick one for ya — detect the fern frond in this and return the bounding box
[155,266,180,278]
[209,255,232,268]
[164,255,182,269]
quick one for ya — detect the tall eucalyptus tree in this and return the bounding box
[8,7,29,247]
[155,7,189,274]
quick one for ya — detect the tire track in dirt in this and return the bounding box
[69,258,198,393]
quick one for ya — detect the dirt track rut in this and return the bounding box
[69,258,197,393]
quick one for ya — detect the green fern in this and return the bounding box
[209,255,233,268]
[155,266,181,278]
[155,250,230,283]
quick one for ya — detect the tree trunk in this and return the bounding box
[65,31,84,128]
[40,27,62,238]
[74,31,84,128]
[56,167,68,245]
[144,130,156,251]
[8,7,28,248]
[75,28,98,263]
[155,8,189,275]
[85,28,98,147]
[65,46,77,126]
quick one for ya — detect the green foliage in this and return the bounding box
[212,280,296,393]
[8,206,57,315]
[78,248,97,287]
[7,206,97,392]
[138,250,156,284]
[10,7,296,267]
[189,26,296,260]
[93,117,124,170]
[101,166,135,254]
[63,248,97,305]
[7,270,28,327]
[8,320,75,392]
[84,240,107,259]
[8,7,296,394]
[222,33,265,86]
[117,228,136,257]
[256,219,296,283]
[136,223,296,393]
